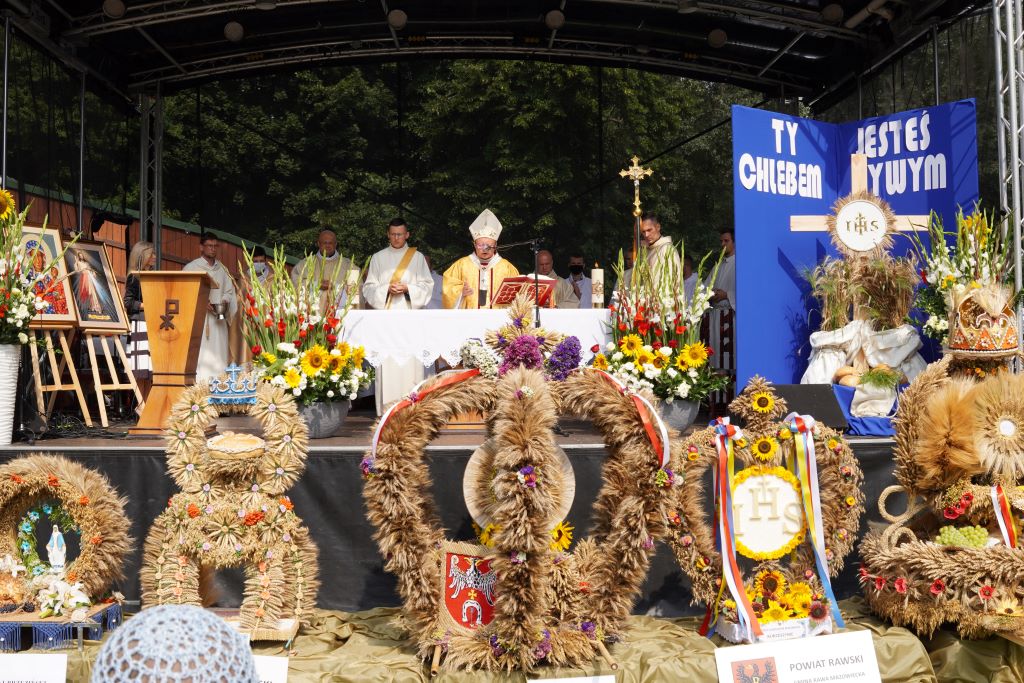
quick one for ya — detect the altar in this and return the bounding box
[340,308,611,367]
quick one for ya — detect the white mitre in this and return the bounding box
[468,209,503,241]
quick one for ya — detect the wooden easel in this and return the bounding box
[28,324,93,428]
[82,328,143,428]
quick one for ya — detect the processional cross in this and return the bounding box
[620,155,654,264]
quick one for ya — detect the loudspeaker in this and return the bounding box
[772,383,848,432]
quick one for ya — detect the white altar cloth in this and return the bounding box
[341,309,611,368]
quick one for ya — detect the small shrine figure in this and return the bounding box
[46,524,66,571]
[0,553,25,577]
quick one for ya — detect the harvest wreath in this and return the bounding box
[140,381,319,639]
[667,377,864,642]
[0,454,131,603]
[860,356,1024,638]
[362,294,685,673]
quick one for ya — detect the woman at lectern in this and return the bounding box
[124,241,157,407]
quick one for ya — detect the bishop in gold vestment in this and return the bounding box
[442,209,520,309]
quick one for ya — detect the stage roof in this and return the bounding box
[5,1,984,107]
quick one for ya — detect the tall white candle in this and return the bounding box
[591,268,604,308]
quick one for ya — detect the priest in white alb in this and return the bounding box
[525,249,577,308]
[362,218,435,414]
[639,212,681,291]
[442,209,520,309]
[183,233,237,379]
[291,228,353,316]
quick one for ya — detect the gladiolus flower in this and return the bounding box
[251,345,262,355]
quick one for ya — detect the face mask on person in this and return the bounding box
[569,265,584,276]
[253,262,268,277]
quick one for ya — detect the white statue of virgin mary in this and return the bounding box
[46,524,66,571]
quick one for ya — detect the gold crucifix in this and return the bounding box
[619,155,653,218]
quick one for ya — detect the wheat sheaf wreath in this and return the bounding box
[139,382,319,637]
[0,454,131,599]
[667,377,864,620]
[860,357,1024,638]
[363,355,684,673]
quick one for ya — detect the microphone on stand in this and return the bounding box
[497,237,544,328]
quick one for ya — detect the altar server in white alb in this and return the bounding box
[184,233,237,379]
[362,218,435,414]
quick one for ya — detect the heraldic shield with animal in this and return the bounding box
[442,541,497,631]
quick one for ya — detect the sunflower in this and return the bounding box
[673,353,689,371]
[788,581,813,603]
[750,391,775,414]
[351,346,365,366]
[592,353,609,371]
[636,348,656,366]
[681,342,708,368]
[994,598,1024,616]
[754,569,787,598]
[761,600,790,623]
[550,520,574,552]
[808,600,829,622]
[474,522,499,548]
[260,352,278,365]
[0,188,14,221]
[283,367,303,389]
[651,354,667,369]
[328,354,348,374]
[300,344,330,377]
[752,436,778,462]
[619,334,643,356]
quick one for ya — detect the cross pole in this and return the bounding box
[619,155,654,265]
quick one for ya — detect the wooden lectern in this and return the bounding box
[129,271,216,436]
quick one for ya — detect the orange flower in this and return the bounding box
[255,608,266,617]
[187,504,201,518]
[258,561,267,573]
[78,495,90,506]
[47,475,60,488]
[177,555,189,566]
[579,581,591,594]
[172,586,183,597]
[9,474,22,483]
[89,535,103,545]
[66,571,77,583]
[244,511,265,526]
[278,497,294,511]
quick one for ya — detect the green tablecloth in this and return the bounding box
[60,599,1023,682]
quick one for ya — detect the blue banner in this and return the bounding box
[732,100,978,386]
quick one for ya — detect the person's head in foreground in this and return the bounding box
[91,604,258,683]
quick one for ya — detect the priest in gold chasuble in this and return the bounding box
[441,209,520,309]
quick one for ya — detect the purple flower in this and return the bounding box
[546,336,582,381]
[360,457,377,478]
[581,621,596,637]
[489,634,506,657]
[532,630,552,660]
[513,316,524,329]
[517,465,538,488]
[499,335,544,375]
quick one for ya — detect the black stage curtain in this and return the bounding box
[0,441,896,616]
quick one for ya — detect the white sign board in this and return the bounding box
[0,653,67,683]
[715,630,881,683]
[252,655,289,683]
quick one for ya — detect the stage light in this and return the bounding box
[820,3,844,24]
[387,9,408,30]
[224,21,245,42]
[253,0,277,9]
[102,0,126,19]
[544,9,565,30]
[707,28,727,48]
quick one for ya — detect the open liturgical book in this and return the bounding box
[491,277,555,308]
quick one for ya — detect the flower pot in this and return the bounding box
[298,400,350,439]
[0,344,20,445]
[660,399,699,431]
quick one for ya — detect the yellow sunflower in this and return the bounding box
[752,436,778,462]
[761,600,791,623]
[652,354,668,369]
[0,188,14,221]
[300,344,330,377]
[474,522,499,548]
[636,348,656,366]
[283,367,302,389]
[550,520,574,552]
[619,334,643,357]
[754,569,787,597]
[592,353,609,370]
[351,345,366,366]
[788,581,813,603]
[328,354,348,374]
[750,391,775,414]
[681,342,708,368]
[334,341,351,360]
[260,352,277,365]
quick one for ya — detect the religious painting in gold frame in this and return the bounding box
[63,240,129,333]
[20,225,77,328]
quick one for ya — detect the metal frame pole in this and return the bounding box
[932,25,940,106]
[2,16,9,189]
[139,86,164,260]
[77,71,85,234]
[995,0,1010,214]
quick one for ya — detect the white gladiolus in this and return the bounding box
[17,332,27,344]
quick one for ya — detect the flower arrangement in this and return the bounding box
[912,205,1014,344]
[0,191,69,344]
[240,247,373,404]
[34,576,90,619]
[719,568,831,627]
[596,244,726,403]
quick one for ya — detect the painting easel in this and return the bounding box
[81,328,142,428]
[27,324,93,428]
